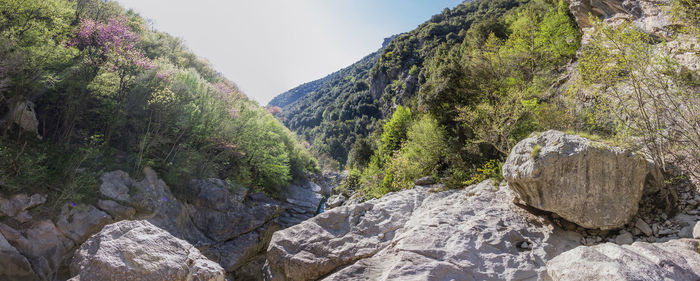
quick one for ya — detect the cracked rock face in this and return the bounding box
[264,182,583,281]
[567,0,674,40]
[69,220,225,281]
[547,239,700,280]
[503,130,661,230]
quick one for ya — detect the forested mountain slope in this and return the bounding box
[0,0,316,208]
[272,0,529,167]
[274,0,698,199]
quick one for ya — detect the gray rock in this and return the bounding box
[0,193,47,223]
[56,204,113,244]
[635,218,653,236]
[128,167,211,244]
[99,170,133,202]
[0,231,35,281]
[547,239,700,280]
[189,178,248,211]
[693,222,700,239]
[70,220,225,281]
[265,182,582,281]
[96,199,135,220]
[209,222,279,272]
[0,221,74,280]
[189,196,279,243]
[615,231,634,245]
[567,0,675,40]
[414,176,435,186]
[679,226,693,238]
[325,194,346,209]
[503,130,656,230]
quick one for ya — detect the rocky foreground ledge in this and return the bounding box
[0,167,330,281]
[264,181,700,281]
[264,131,700,281]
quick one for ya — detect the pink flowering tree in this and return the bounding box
[68,16,154,143]
[69,17,153,72]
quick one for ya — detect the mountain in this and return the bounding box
[271,0,529,166]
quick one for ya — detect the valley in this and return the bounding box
[0,0,698,280]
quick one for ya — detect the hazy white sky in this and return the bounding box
[116,0,463,104]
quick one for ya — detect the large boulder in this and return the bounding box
[265,182,582,281]
[547,239,700,280]
[503,130,660,230]
[70,220,225,281]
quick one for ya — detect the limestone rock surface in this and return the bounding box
[265,182,582,281]
[547,239,700,280]
[70,220,225,281]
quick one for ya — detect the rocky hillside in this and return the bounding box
[264,131,700,280]
[0,167,333,280]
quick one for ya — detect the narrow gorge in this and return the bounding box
[0,0,698,280]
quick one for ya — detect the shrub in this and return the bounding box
[577,18,700,182]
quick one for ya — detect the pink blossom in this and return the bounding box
[68,17,152,72]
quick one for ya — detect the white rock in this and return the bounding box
[503,130,657,230]
[547,239,700,280]
[693,222,700,239]
[265,182,582,281]
[70,220,225,281]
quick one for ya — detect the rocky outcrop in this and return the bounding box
[0,167,324,280]
[0,193,46,223]
[547,239,700,280]
[56,204,113,244]
[69,220,225,281]
[567,0,674,40]
[503,130,662,230]
[277,179,325,228]
[265,182,583,281]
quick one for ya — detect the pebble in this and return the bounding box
[615,231,634,245]
[631,228,641,236]
[688,199,698,207]
[635,219,653,236]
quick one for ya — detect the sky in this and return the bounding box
[116,0,464,105]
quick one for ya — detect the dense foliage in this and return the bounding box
[0,0,316,207]
[274,0,537,168]
[273,48,384,169]
[330,0,699,198]
[284,0,581,197]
